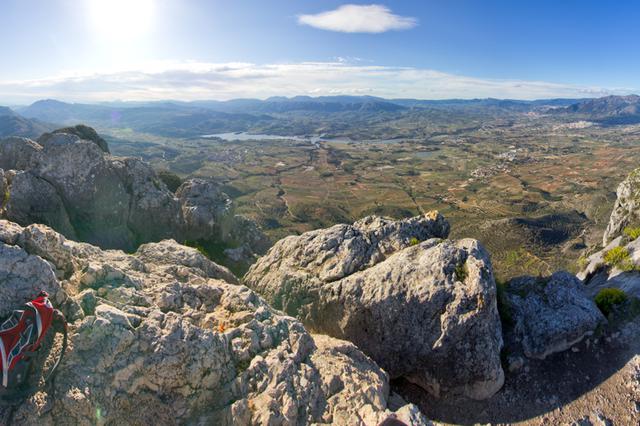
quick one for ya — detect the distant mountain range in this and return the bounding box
[0,106,54,138]
[0,94,638,139]
[558,95,640,124]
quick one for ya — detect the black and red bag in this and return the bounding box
[0,291,67,402]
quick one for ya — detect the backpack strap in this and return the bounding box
[44,310,68,385]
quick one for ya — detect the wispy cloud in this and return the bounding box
[298,4,417,33]
[0,61,634,104]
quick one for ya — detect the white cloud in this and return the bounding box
[297,4,417,33]
[0,61,634,104]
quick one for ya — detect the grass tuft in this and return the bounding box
[603,246,633,270]
[594,288,628,316]
[623,226,640,240]
[454,262,468,282]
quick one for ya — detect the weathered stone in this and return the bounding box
[506,271,605,359]
[0,241,62,317]
[39,124,110,153]
[5,171,76,238]
[0,136,41,170]
[0,220,427,425]
[246,215,504,400]
[0,130,268,268]
[603,168,640,244]
[177,179,271,263]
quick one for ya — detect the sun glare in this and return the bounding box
[88,0,155,42]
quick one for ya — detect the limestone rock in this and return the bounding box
[603,168,640,244]
[578,236,640,299]
[0,220,426,425]
[39,124,110,153]
[246,215,504,400]
[0,130,268,268]
[5,171,76,239]
[0,136,41,170]
[0,241,63,317]
[505,271,605,359]
[245,213,451,309]
[177,179,271,262]
[135,239,238,284]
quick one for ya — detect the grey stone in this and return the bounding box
[246,214,504,400]
[0,220,428,425]
[506,271,605,359]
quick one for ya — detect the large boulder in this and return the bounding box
[504,271,605,359]
[5,171,77,239]
[245,214,505,400]
[39,124,110,153]
[0,220,428,425]
[0,136,41,170]
[245,212,451,305]
[603,168,640,244]
[0,241,65,317]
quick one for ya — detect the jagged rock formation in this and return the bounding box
[603,168,640,244]
[579,167,640,298]
[0,129,268,267]
[39,124,110,153]
[504,271,605,359]
[0,220,428,425]
[245,213,505,400]
[177,179,271,265]
[579,236,640,299]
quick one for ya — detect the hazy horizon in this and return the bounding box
[11,92,640,108]
[2,1,640,103]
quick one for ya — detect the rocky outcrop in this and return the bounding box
[0,129,268,267]
[0,136,41,170]
[177,179,271,266]
[245,213,451,305]
[4,171,76,238]
[504,271,605,359]
[578,235,640,299]
[245,214,505,400]
[580,166,640,297]
[40,124,110,153]
[603,168,640,244]
[0,220,428,425]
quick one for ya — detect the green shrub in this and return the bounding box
[2,187,9,206]
[454,262,468,282]
[157,170,184,193]
[409,237,420,246]
[623,226,640,240]
[577,255,589,270]
[594,288,628,316]
[184,240,208,257]
[603,246,631,268]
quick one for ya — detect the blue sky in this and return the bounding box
[1,0,639,103]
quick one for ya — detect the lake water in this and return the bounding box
[201,132,325,143]
[201,132,403,145]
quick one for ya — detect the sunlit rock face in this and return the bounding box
[0,220,429,426]
[603,168,640,245]
[245,213,505,400]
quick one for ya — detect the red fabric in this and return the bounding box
[0,294,55,387]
